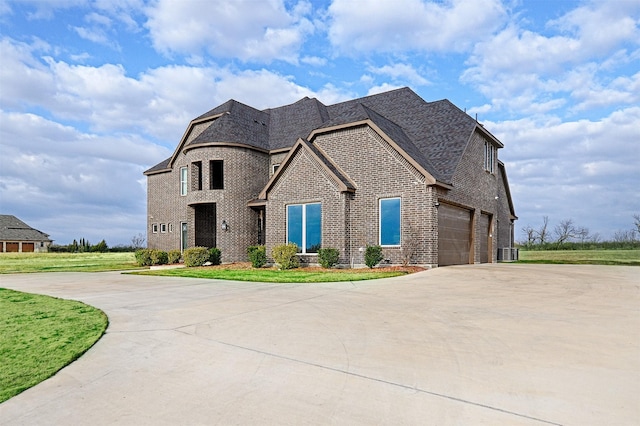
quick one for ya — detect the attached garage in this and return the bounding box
[22,242,35,252]
[438,204,471,266]
[5,242,19,252]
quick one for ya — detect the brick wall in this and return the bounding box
[266,125,438,267]
[147,145,269,262]
[437,131,511,263]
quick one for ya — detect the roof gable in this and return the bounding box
[259,138,356,200]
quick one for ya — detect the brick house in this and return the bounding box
[144,87,517,267]
[0,214,53,252]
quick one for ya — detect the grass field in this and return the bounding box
[132,265,411,283]
[0,288,108,402]
[0,252,138,274]
[518,249,640,265]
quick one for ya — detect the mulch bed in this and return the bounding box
[204,262,427,274]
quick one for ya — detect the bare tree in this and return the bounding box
[536,216,550,244]
[131,233,146,249]
[575,226,590,244]
[521,224,537,247]
[613,229,634,243]
[634,214,640,236]
[554,218,577,246]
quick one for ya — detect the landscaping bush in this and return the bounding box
[272,243,300,270]
[135,249,153,266]
[150,249,168,265]
[318,247,340,268]
[247,245,267,268]
[168,249,181,264]
[208,247,222,265]
[183,247,210,267]
[364,245,384,268]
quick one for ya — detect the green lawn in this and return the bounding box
[518,249,640,265]
[0,252,138,274]
[133,267,409,283]
[0,289,108,402]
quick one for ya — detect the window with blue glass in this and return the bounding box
[287,203,321,253]
[379,197,401,246]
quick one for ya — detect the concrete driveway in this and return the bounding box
[0,264,638,425]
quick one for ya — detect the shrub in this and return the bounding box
[183,247,210,267]
[150,249,168,265]
[364,245,384,268]
[247,245,267,268]
[318,247,340,268]
[135,249,153,266]
[208,247,222,265]
[272,243,299,270]
[168,249,182,264]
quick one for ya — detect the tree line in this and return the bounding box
[519,215,640,250]
[48,233,147,253]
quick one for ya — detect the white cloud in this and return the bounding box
[487,106,640,239]
[0,37,353,143]
[368,63,430,86]
[0,110,170,245]
[367,83,404,96]
[462,2,640,114]
[328,0,505,54]
[144,0,315,63]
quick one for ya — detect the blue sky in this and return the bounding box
[1,0,638,246]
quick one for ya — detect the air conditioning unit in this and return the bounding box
[498,247,519,262]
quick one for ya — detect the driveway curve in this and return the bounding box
[0,264,638,425]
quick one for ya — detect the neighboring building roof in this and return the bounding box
[145,87,503,185]
[0,215,52,242]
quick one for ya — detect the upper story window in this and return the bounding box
[210,160,223,190]
[180,167,188,196]
[484,140,496,174]
[287,203,321,254]
[379,197,401,246]
[271,164,280,175]
[192,161,202,191]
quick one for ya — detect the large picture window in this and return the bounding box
[287,203,321,253]
[379,197,401,246]
[180,167,188,196]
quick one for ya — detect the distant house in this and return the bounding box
[145,87,517,267]
[0,215,53,253]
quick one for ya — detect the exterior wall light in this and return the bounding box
[221,220,229,231]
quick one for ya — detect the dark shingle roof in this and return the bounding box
[146,87,489,184]
[0,215,51,242]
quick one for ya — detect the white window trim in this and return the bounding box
[152,223,159,234]
[180,166,188,196]
[286,202,321,255]
[484,141,496,174]
[168,223,173,233]
[160,223,167,233]
[379,197,401,247]
[271,164,280,175]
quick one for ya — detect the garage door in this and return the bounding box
[22,243,35,252]
[6,242,19,252]
[438,204,471,266]
[479,213,490,263]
